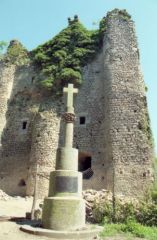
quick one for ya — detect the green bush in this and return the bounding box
[40,78,54,90]
[114,201,136,223]
[93,201,113,223]
[151,190,157,203]
[137,202,157,226]
[6,41,29,65]
[34,51,49,63]
[92,196,157,227]
[59,68,82,86]
[93,200,136,224]
[119,9,131,20]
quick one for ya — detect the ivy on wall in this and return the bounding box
[31,15,106,94]
[3,10,132,95]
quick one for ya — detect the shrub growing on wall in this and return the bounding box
[6,40,29,65]
[31,16,107,94]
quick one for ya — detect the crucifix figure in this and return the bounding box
[63,83,78,147]
[63,83,78,113]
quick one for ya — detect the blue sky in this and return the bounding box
[0,0,157,153]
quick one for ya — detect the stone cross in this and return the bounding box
[63,83,78,147]
[42,83,86,234]
[63,84,78,113]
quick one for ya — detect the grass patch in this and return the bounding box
[101,223,126,237]
[100,220,157,240]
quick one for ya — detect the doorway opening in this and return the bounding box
[78,152,93,179]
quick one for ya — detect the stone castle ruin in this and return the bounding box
[0,9,154,199]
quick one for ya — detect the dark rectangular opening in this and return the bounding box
[79,116,86,125]
[22,121,27,130]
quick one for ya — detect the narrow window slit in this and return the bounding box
[79,116,86,125]
[22,121,27,130]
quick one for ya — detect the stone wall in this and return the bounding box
[102,10,154,197]
[0,63,16,146]
[0,63,39,195]
[26,99,63,197]
[74,51,113,191]
[73,10,154,197]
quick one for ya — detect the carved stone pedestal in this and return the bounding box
[42,147,85,230]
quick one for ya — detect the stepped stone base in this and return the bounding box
[42,196,85,230]
[20,224,103,239]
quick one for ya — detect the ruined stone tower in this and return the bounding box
[0,9,154,198]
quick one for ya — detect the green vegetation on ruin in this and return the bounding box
[2,9,132,95]
[31,15,106,94]
[107,9,131,21]
[6,40,30,65]
[118,9,131,20]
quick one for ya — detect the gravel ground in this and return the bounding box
[0,197,65,240]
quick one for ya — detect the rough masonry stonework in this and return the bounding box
[0,9,154,198]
